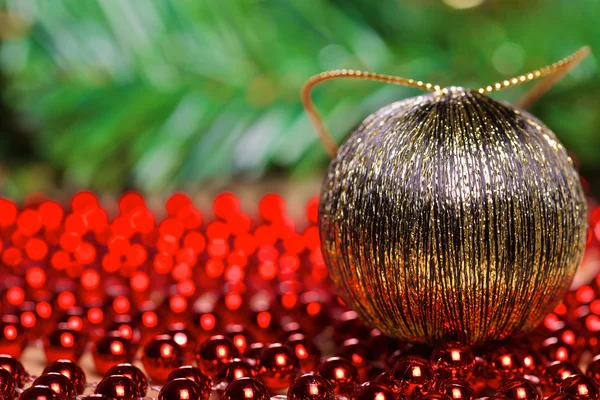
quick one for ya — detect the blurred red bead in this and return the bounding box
[222,377,269,400]
[286,333,321,373]
[43,360,86,394]
[159,378,205,400]
[19,386,58,400]
[431,342,475,380]
[288,373,335,400]
[496,378,542,400]
[560,374,599,399]
[540,337,575,363]
[316,357,359,395]
[166,324,196,363]
[167,366,212,399]
[545,361,581,389]
[256,343,300,391]
[350,381,395,400]
[336,338,374,382]
[104,363,148,397]
[243,342,265,368]
[390,355,435,397]
[32,373,77,400]
[587,353,600,382]
[332,311,370,344]
[216,358,253,383]
[0,368,15,400]
[0,354,25,387]
[225,324,255,355]
[44,323,84,363]
[196,335,239,378]
[142,334,184,383]
[95,375,139,400]
[0,315,25,358]
[92,332,134,375]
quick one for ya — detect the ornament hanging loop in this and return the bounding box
[301,70,441,158]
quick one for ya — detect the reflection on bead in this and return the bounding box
[560,374,599,399]
[316,357,359,395]
[43,359,86,394]
[167,365,212,398]
[33,372,77,400]
[95,375,139,400]
[391,356,435,397]
[0,355,26,388]
[216,358,254,384]
[0,315,25,358]
[496,378,542,400]
[350,381,395,400]
[44,324,84,363]
[159,378,204,400]
[142,334,184,383]
[225,324,255,354]
[222,377,270,400]
[437,378,475,400]
[197,335,239,378]
[288,373,335,400]
[105,363,148,397]
[336,338,373,382]
[256,343,300,391]
[286,334,321,373]
[431,342,475,380]
[19,385,58,400]
[545,360,581,389]
[92,332,134,375]
[166,323,196,363]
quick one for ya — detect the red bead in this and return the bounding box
[496,378,542,400]
[105,315,139,344]
[372,371,402,396]
[196,335,239,378]
[586,353,600,382]
[43,360,86,394]
[222,377,269,400]
[560,374,599,399]
[390,355,435,397]
[44,323,84,363]
[0,367,15,400]
[0,354,25,387]
[0,315,25,358]
[19,386,58,400]
[430,342,475,379]
[105,363,148,397]
[92,332,134,375]
[225,324,255,354]
[142,334,184,383]
[316,357,359,395]
[243,342,265,368]
[484,346,524,389]
[95,375,139,400]
[545,361,581,389]
[167,323,196,363]
[288,373,335,400]
[159,378,205,400]
[540,337,575,363]
[256,343,300,391]
[350,381,395,400]
[437,378,475,400]
[216,358,253,383]
[167,366,212,399]
[336,338,374,382]
[286,333,321,373]
[332,311,370,344]
[32,373,77,400]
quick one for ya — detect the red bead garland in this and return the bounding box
[0,191,599,399]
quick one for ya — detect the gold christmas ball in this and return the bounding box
[319,87,588,345]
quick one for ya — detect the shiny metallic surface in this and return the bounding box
[319,87,588,345]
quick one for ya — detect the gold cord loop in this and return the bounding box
[301,69,441,158]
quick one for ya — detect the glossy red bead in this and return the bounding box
[286,333,321,373]
[0,315,25,358]
[431,342,475,379]
[92,332,134,375]
[216,358,253,383]
[560,374,599,399]
[288,373,335,400]
[167,366,212,399]
[316,357,359,395]
[372,371,402,396]
[586,353,600,382]
[243,342,265,368]
[43,360,86,394]
[496,378,542,400]
[44,323,84,363]
[0,354,25,387]
[105,363,148,396]
[540,337,574,363]
[95,375,139,400]
[166,323,196,362]
[142,334,184,383]
[225,324,255,354]
[437,378,475,400]
[159,378,205,400]
[336,338,374,382]
[0,367,15,400]
[390,355,435,397]
[221,377,270,400]
[545,361,581,389]
[197,335,239,378]
[256,343,300,391]
[19,385,58,400]
[32,373,77,400]
[350,381,395,400]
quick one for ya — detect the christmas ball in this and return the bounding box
[319,87,587,345]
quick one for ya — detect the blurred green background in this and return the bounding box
[0,0,598,199]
